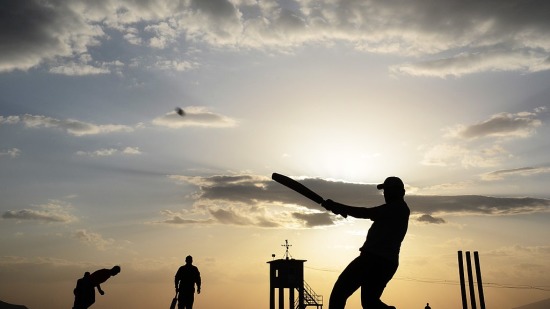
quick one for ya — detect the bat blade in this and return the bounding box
[170,291,178,309]
[272,173,347,218]
[271,173,325,204]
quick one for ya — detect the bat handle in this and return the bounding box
[321,200,347,218]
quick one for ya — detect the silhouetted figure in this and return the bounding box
[72,272,92,309]
[175,256,202,309]
[425,303,431,309]
[90,265,121,296]
[73,266,121,308]
[322,177,410,309]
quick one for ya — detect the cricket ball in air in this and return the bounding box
[175,107,185,116]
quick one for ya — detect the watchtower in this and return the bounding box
[267,240,323,309]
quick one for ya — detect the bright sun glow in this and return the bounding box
[317,149,382,181]
[291,134,388,182]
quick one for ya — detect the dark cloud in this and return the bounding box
[455,112,542,139]
[2,208,75,223]
[170,174,550,226]
[189,0,238,19]
[209,207,282,227]
[175,174,381,211]
[292,212,335,227]
[0,0,102,72]
[160,216,215,225]
[481,166,550,181]
[2,0,550,75]
[421,108,546,168]
[156,204,282,228]
[416,214,446,224]
[209,208,255,225]
[254,217,282,228]
[185,174,550,215]
[407,195,550,215]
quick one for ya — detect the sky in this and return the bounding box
[1,0,550,308]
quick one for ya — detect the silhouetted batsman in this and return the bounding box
[425,303,431,309]
[73,266,121,309]
[175,255,202,309]
[322,177,410,309]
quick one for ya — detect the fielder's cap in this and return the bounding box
[377,176,404,190]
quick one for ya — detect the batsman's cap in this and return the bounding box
[377,176,404,190]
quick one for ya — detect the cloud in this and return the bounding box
[76,147,142,157]
[447,111,542,140]
[73,229,115,251]
[168,173,370,207]
[163,174,550,229]
[153,59,198,72]
[0,114,134,136]
[0,0,105,73]
[0,148,21,158]
[156,205,283,228]
[0,115,22,124]
[481,166,550,181]
[2,0,550,76]
[145,20,180,49]
[49,62,111,76]
[158,213,215,225]
[2,200,78,223]
[152,106,238,128]
[158,174,348,228]
[416,214,446,224]
[407,195,550,216]
[392,48,550,78]
[421,143,508,168]
[421,108,545,168]
[209,208,256,226]
[182,0,243,45]
[292,212,334,227]
[415,181,473,195]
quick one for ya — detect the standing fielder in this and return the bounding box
[175,255,202,309]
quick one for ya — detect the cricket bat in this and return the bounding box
[170,293,177,309]
[271,173,347,218]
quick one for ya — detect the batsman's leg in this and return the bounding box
[329,256,365,309]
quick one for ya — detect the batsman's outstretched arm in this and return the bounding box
[322,199,376,219]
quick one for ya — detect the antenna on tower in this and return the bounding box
[282,239,292,260]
